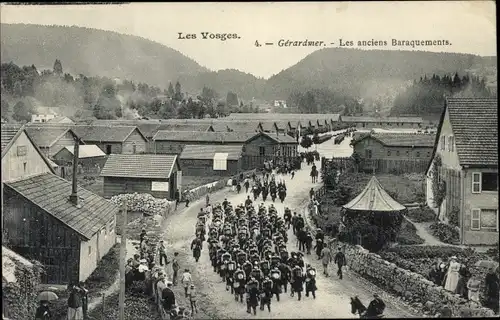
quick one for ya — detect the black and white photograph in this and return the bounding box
[0,2,498,319]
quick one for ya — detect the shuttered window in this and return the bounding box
[472,172,481,194]
[448,136,454,152]
[213,153,228,171]
[471,209,481,231]
[441,136,446,151]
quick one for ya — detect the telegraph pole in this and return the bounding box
[118,201,127,320]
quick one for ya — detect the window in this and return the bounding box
[472,172,498,193]
[480,209,499,230]
[103,227,107,239]
[472,172,481,193]
[109,220,115,234]
[88,246,92,256]
[387,150,391,156]
[259,146,265,156]
[132,144,136,154]
[448,136,454,152]
[23,162,27,173]
[416,151,420,157]
[16,146,27,156]
[471,209,481,230]
[365,149,372,159]
[396,150,400,156]
[106,145,112,155]
[440,136,446,151]
[482,172,498,191]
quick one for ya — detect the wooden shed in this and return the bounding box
[100,154,181,200]
[72,125,148,155]
[3,173,118,284]
[179,144,244,176]
[53,145,107,169]
[24,125,82,158]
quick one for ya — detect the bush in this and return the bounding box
[382,245,474,259]
[486,243,499,262]
[447,206,460,227]
[428,222,460,244]
[396,220,425,245]
[405,206,437,222]
[84,243,120,300]
[87,291,162,320]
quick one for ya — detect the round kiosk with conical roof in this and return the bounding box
[341,175,407,252]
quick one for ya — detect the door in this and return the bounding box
[106,145,112,155]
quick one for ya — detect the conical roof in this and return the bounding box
[342,176,406,212]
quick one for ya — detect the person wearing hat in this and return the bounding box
[334,246,347,280]
[320,244,333,277]
[366,293,385,318]
[155,272,166,307]
[314,238,325,260]
[35,300,52,320]
[484,265,499,314]
[188,284,198,314]
[443,256,460,292]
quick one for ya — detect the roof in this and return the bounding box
[258,132,297,144]
[180,144,244,160]
[225,113,341,121]
[5,173,118,240]
[427,97,498,170]
[226,121,260,133]
[259,121,278,132]
[1,124,23,154]
[343,176,406,212]
[352,133,436,148]
[342,116,423,123]
[72,125,146,143]
[24,126,78,148]
[153,130,258,143]
[100,154,178,179]
[47,116,74,124]
[1,124,56,174]
[58,145,106,159]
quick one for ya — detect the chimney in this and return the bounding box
[69,137,80,206]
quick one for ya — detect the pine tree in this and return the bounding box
[53,59,63,75]
[174,81,182,101]
[167,82,175,98]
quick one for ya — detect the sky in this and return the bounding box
[0,1,497,79]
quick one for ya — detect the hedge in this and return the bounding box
[428,222,460,244]
[405,206,437,223]
[382,245,475,259]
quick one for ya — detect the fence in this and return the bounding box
[359,158,429,174]
[58,164,102,179]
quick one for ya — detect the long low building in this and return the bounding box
[342,116,424,129]
[179,144,244,176]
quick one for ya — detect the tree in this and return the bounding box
[174,81,183,101]
[226,91,239,107]
[167,82,175,98]
[312,133,320,144]
[300,135,313,149]
[53,59,63,76]
[12,101,34,122]
[1,99,11,120]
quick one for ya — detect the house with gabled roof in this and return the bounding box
[2,125,119,284]
[24,124,82,158]
[425,97,498,245]
[100,154,180,200]
[72,125,148,155]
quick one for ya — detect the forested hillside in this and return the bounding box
[0,61,260,122]
[390,73,493,116]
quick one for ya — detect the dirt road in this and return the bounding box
[161,155,417,318]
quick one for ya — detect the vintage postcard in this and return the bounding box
[1,2,497,320]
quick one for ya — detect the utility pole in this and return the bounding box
[119,201,127,320]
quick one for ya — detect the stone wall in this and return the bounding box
[302,187,496,318]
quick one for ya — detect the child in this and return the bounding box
[172,252,180,286]
[188,284,198,314]
[181,268,192,298]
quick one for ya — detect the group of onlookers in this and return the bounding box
[428,256,499,314]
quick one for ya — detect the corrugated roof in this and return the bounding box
[180,144,243,160]
[72,125,143,143]
[446,97,498,166]
[343,176,406,212]
[225,113,341,121]
[1,124,23,154]
[260,132,298,144]
[100,154,178,179]
[259,121,277,132]
[24,126,77,148]
[60,145,106,159]
[5,173,118,240]
[47,116,74,124]
[153,130,258,143]
[355,133,436,147]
